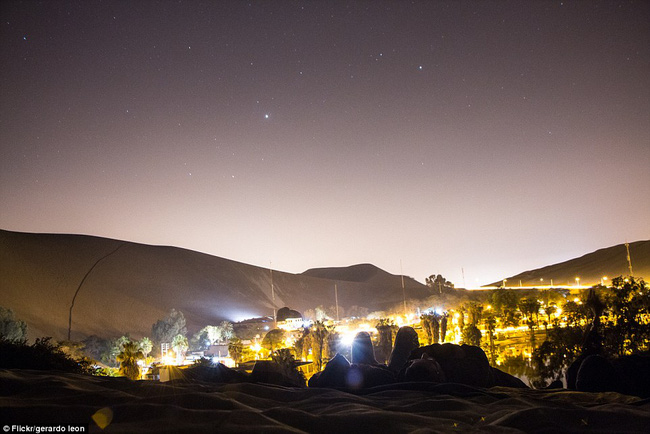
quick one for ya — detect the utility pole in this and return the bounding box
[625,242,634,276]
[270,262,276,326]
[400,260,407,317]
[334,283,339,322]
[461,267,466,289]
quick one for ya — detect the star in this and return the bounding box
[264,114,269,119]
[418,65,423,70]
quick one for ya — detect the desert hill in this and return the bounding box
[303,263,398,284]
[0,230,429,341]
[485,240,650,287]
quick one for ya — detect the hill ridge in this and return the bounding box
[485,240,650,287]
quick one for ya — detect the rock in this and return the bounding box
[387,326,420,373]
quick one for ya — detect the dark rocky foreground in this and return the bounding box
[2,369,650,433]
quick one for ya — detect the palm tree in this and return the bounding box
[485,314,497,365]
[518,298,541,350]
[219,321,234,341]
[171,334,188,363]
[139,337,153,358]
[116,340,144,380]
[375,318,398,363]
[310,321,330,371]
[228,337,243,366]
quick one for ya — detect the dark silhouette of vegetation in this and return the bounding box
[529,276,649,387]
[310,321,331,371]
[518,298,541,350]
[0,337,94,374]
[602,276,649,356]
[271,348,306,386]
[228,337,244,366]
[484,313,497,365]
[426,274,454,293]
[294,328,311,362]
[375,318,398,363]
[461,302,483,346]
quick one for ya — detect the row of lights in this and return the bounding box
[502,276,609,287]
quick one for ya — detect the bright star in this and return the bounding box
[264,114,269,119]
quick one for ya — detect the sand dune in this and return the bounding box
[0,230,429,341]
[2,369,649,433]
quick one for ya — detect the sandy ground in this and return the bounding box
[2,369,650,433]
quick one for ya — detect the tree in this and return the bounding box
[545,304,557,326]
[602,276,650,356]
[426,274,454,293]
[139,337,153,358]
[228,337,244,366]
[314,306,328,321]
[532,325,583,387]
[294,328,311,362]
[462,325,482,347]
[484,313,497,365]
[466,302,483,326]
[81,335,112,364]
[375,318,398,363]
[310,321,330,371]
[271,348,305,387]
[171,334,189,362]
[152,309,187,349]
[262,329,286,353]
[518,298,541,350]
[420,314,433,344]
[420,313,442,344]
[491,289,519,315]
[219,321,234,341]
[0,307,27,341]
[116,340,144,380]
[0,337,93,374]
[440,313,448,343]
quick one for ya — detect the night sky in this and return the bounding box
[1,1,649,287]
